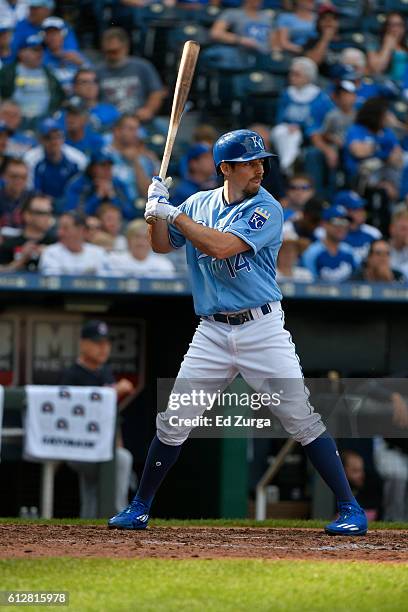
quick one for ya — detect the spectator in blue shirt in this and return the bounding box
[337,48,398,109]
[271,56,333,172]
[23,117,87,206]
[105,113,157,206]
[333,190,382,264]
[274,0,316,54]
[0,19,14,68]
[209,0,278,69]
[172,143,218,206]
[302,204,357,281]
[41,17,88,95]
[70,68,120,133]
[343,97,403,198]
[11,0,78,58]
[60,96,104,158]
[63,151,136,220]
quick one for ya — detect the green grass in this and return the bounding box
[0,517,407,529]
[0,558,407,612]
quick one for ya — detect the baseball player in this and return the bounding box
[108,129,368,535]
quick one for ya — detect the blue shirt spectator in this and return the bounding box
[0,19,14,68]
[104,114,158,204]
[11,0,78,58]
[302,204,357,281]
[70,68,120,133]
[275,0,316,53]
[172,143,218,206]
[56,96,104,157]
[210,0,276,58]
[42,17,88,94]
[271,57,333,171]
[23,117,87,204]
[63,151,137,220]
[343,123,400,178]
[333,190,382,263]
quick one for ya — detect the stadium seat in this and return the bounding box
[384,0,408,13]
[338,32,377,52]
[363,13,386,35]
[230,71,283,124]
[331,0,363,17]
[255,51,292,75]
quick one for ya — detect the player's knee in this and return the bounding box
[291,420,326,447]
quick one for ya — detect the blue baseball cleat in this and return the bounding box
[108,499,150,530]
[325,501,368,536]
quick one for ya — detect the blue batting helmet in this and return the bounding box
[213,129,275,175]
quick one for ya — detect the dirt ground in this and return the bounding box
[1,525,408,562]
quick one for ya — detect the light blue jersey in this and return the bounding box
[168,186,283,316]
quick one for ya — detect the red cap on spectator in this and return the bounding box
[318,4,339,16]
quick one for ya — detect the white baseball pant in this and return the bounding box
[157,301,326,446]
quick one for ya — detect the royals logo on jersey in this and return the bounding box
[248,207,270,230]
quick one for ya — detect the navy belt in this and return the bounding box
[212,303,272,325]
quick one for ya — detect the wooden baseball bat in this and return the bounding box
[146,40,200,224]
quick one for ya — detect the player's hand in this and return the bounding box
[115,378,135,399]
[148,176,172,201]
[145,196,181,224]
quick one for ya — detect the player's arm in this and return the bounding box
[145,176,249,258]
[173,213,249,259]
[147,219,174,254]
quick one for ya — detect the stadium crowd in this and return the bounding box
[0,0,407,283]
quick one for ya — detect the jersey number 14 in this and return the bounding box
[225,253,252,278]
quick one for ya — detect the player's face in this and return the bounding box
[81,338,111,367]
[227,159,264,197]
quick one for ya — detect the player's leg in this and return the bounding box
[68,461,99,519]
[108,319,237,529]
[237,304,367,535]
[114,447,134,512]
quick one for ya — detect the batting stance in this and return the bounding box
[109,130,368,536]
